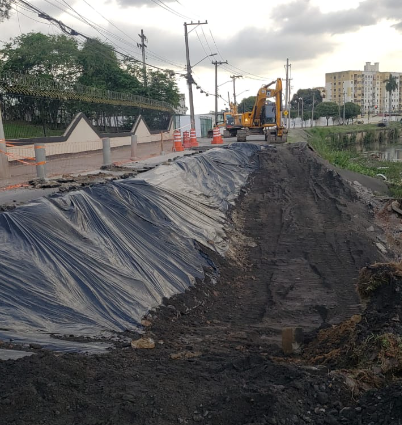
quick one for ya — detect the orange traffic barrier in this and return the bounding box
[211,126,223,145]
[183,131,191,148]
[173,129,184,152]
[190,128,199,147]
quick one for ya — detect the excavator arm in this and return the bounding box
[237,78,287,142]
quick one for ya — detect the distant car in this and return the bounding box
[378,119,388,127]
[356,120,364,124]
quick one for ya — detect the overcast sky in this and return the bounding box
[1,0,402,113]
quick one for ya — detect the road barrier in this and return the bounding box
[211,127,223,145]
[173,130,184,152]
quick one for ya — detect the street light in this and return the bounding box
[217,80,231,88]
[237,90,249,97]
[192,53,217,68]
[299,97,303,128]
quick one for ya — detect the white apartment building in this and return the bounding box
[325,62,401,115]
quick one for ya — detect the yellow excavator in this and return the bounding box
[236,78,287,142]
[222,102,243,137]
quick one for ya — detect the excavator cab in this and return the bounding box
[261,102,276,125]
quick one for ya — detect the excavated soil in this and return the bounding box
[1,143,402,425]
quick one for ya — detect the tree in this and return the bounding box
[0,0,11,22]
[147,70,180,107]
[315,102,338,126]
[1,33,81,83]
[237,96,256,113]
[78,39,140,92]
[344,102,360,123]
[385,74,398,118]
[290,88,323,110]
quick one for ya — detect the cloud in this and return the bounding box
[270,0,402,36]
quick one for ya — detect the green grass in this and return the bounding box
[306,125,402,197]
[4,121,65,139]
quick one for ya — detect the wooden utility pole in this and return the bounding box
[137,29,148,89]
[311,95,315,127]
[230,75,242,106]
[184,21,208,130]
[213,60,227,125]
[0,105,10,179]
[285,59,291,129]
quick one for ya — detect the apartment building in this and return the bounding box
[325,62,401,115]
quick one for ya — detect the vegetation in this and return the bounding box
[0,32,180,106]
[0,0,11,22]
[3,121,65,139]
[290,88,323,110]
[237,96,256,113]
[385,74,398,117]
[314,102,338,126]
[306,124,402,197]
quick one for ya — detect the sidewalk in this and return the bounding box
[0,137,232,207]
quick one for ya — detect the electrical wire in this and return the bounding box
[148,0,192,20]
[53,0,185,68]
[13,0,184,73]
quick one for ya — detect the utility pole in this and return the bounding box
[285,59,291,129]
[230,75,242,106]
[311,95,315,127]
[213,60,228,125]
[137,29,148,89]
[0,105,10,179]
[184,21,208,131]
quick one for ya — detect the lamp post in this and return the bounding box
[299,97,303,128]
[186,53,216,130]
[237,90,249,97]
[192,53,217,68]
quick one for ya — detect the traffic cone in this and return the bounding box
[190,128,199,147]
[183,131,191,148]
[211,126,223,145]
[173,129,184,152]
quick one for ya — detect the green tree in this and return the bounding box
[315,102,338,126]
[237,96,256,113]
[0,0,11,22]
[1,33,81,83]
[147,70,180,107]
[384,74,398,118]
[78,39,140,92]
[291,88,323,110]
[344,102,361,123]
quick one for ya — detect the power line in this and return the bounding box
[13,0,183,73]
[148,0,192,20]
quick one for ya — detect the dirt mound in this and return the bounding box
[304,262,402,377]
[1,143,400,425]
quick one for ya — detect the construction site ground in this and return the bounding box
[1,141,402,425]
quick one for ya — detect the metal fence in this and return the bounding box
[0,73,175,190]
[0,93,172,140]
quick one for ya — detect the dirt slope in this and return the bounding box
[0,142,399,425]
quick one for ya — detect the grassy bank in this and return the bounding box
[306,124,402,197]
[4,121,65,139]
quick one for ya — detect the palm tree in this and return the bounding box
[385,74,398,120]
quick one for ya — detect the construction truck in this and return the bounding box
[236,78,287,143]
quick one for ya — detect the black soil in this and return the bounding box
[1,143,401,425]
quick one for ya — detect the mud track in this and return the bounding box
[0,143,397,425]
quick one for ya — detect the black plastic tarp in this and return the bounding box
[0,144,259,341]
